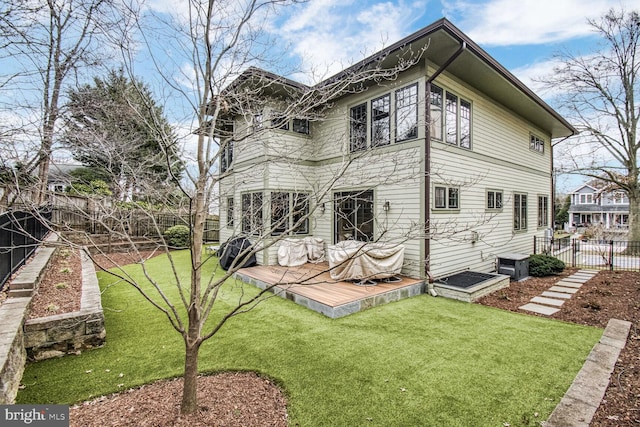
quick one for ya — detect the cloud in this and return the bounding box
[275,0,429,83]
[443,0,624,46]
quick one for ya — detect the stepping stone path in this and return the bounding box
[519,270,599,315]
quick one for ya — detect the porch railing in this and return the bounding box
[533,236,640,271]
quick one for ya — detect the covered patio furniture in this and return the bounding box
[277,237,325,267]
[327,241,405,282]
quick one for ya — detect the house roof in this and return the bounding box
[221,18,576,139]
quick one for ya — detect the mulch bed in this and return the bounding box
[70,372,287,427]
[23,249,640,425]
[28,248,82,319]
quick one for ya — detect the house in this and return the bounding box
[216,18,576,281]
[568,181,629,229]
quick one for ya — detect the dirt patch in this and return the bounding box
[478,270,640,425]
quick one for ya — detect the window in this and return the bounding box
[270,192,310,235]
[253,114,263,131]
[429,84,443,141]
[514,193,528,231]
[371,94,390,147]
[293,119,309,135]
[430,85,471,148]
[530,134,544,153]
[272,112,289,130]
[460,100,471,149]
[241,192,263,234]
[613,192,627,204]
[487,190,503,210]
[538,195,549,227]
[334,190,374,242]
[434,185,459,210]
[226,197,234,227]
[396,84,418,142]
[350,103,367,152]
[271,192,289,235]
[579,193,594,204]
[220,138,234,173]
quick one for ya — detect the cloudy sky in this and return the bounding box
[266,0,631,93]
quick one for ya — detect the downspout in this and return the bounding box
[424,40,466,297]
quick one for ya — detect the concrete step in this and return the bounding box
[519,303,560,315]
[549,285,580,294]
[542,291,572,299]
[8,289,32,298]
[531,296,565,307]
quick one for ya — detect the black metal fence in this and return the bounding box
[0,209,52,289]
[50,207,219,242]
[533,236,640,271]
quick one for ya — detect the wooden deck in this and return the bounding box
[235,262,425,318]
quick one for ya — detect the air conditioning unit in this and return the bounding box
[497,253,529,281]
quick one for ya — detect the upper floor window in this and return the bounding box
[253,114,263,132]
[513,193,527,231]
[272,112,289,130]
[434,185,459,210]
[350,103,367,152]
[220,138,233,173]
[293,119,310,135]
[396,84,418,142]
[530,134,545,153]
[487,190,503,210]
[371,94,390,147]
[430,84,471,149]
[612,192,628,204]
[579,193,594,204]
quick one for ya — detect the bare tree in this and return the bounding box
[0,0,125,205]
[544,8,640,241]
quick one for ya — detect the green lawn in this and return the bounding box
[18,250,603,426]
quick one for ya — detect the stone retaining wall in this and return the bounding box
[0,239,105,403]
[24,249,105,361]
[0,244,55,404]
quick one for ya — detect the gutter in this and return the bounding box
[424,40,466,297]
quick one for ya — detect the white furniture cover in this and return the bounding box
[327,241,405,281]
[277,237,325,267]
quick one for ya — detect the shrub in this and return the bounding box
[528,254,565,277]
[164,225,190,248]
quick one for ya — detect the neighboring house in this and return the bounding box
[47,162,82,194]
[216,18,576,280]
[568,181,629,229]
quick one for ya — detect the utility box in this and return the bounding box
[497,253,529,281]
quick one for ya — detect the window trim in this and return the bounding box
[430,84,472,149]
[537,195,549,228]
[241,191,263,235]
[513,192,528,232]
[486,189,503,211]
[226,197,234,227]
[270,191,310,236]
[529,134,545,154]
[433,184,460,211]
[371,93,391,147]
[349,102,367,152]
[395,83,419,143]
